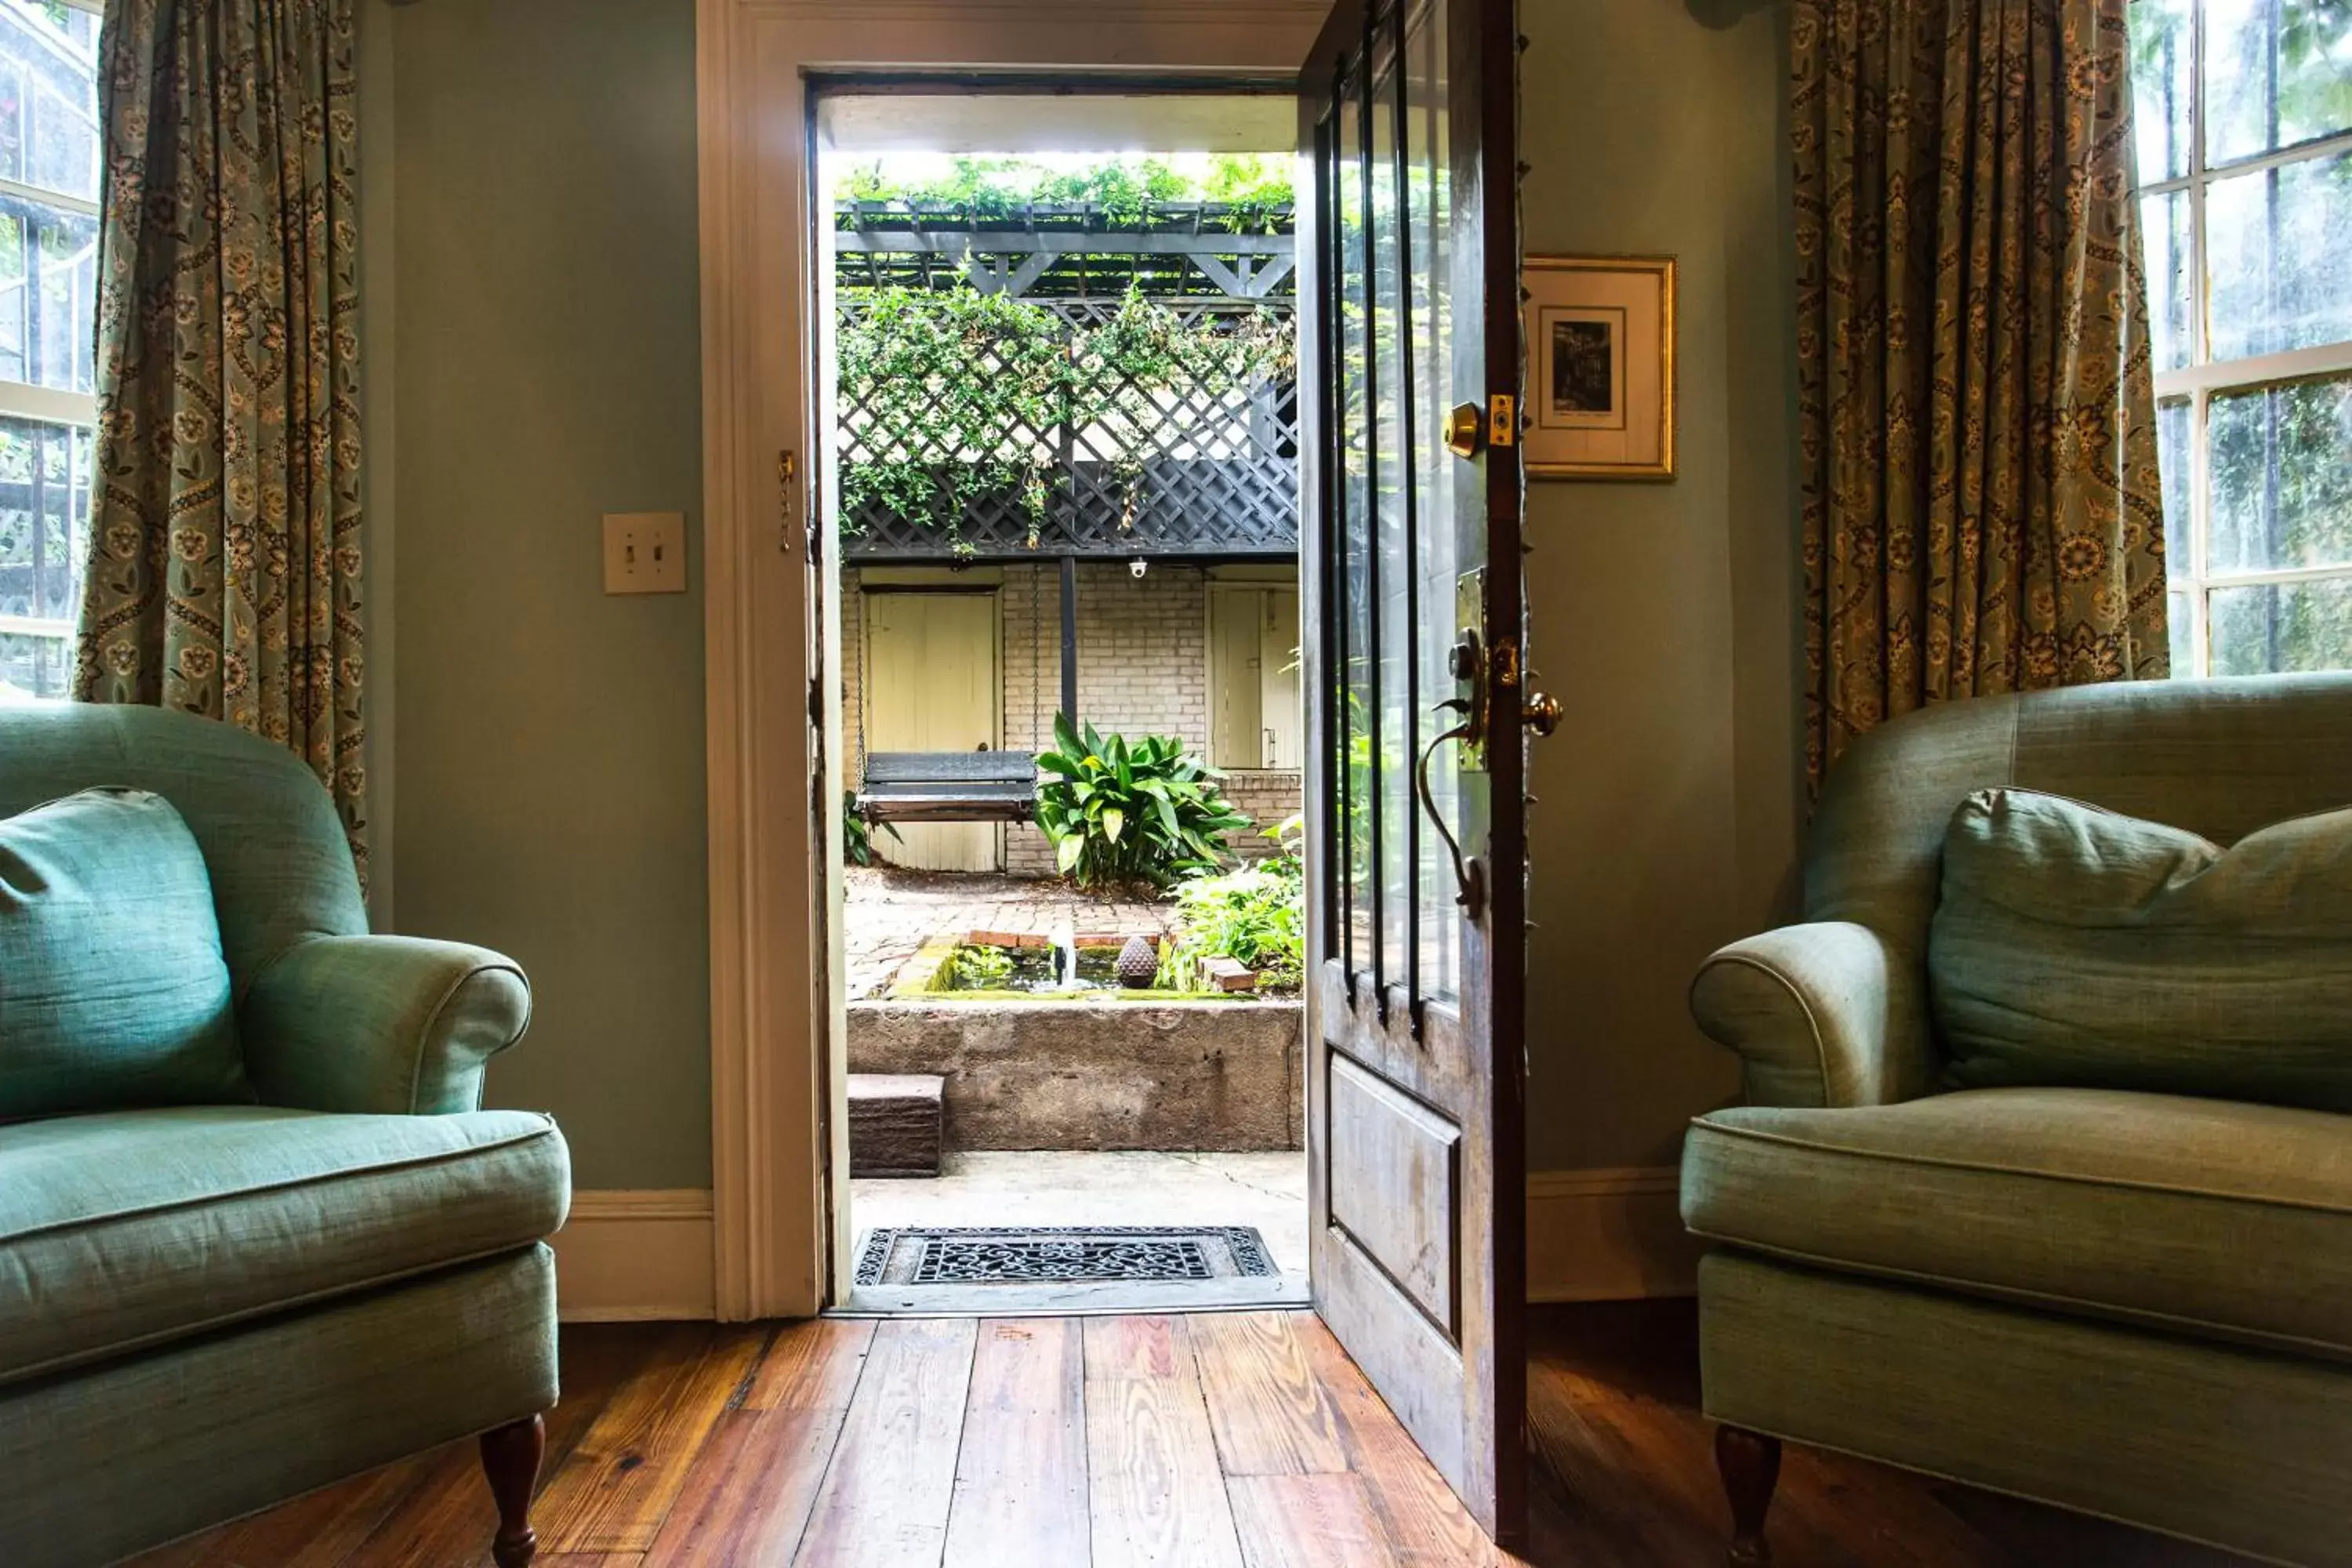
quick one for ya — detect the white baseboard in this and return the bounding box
[1526,1166,1701,1304]
[555,1168,1694,1321]
[551,1189,717,1322]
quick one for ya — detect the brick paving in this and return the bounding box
[844,865,1178,1000]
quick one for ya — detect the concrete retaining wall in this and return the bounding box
[847,997,1304,1152]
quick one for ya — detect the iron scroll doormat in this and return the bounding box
[855,1225,1279,1287]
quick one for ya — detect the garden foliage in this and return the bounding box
[1033,717,1250,891]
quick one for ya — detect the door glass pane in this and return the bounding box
[1336,60,1377,978]
[2211,576,2352,673]
[2169,588,2197,673]
[2129,0,2194,183]
[1370,20,1413,993]
[1404,0,1458,1005]
[2141,190,2192,372]
[2207,374,2352,571]
[2206,151,2352,363]
[0,199,98,394]
[2204,0,2352,167]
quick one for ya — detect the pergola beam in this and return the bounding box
[835,228,1294,301]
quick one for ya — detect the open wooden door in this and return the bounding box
[1298,0,1536,1546]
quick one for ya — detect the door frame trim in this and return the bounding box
[695,0,1325,1319]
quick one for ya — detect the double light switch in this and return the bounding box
[602,512,687,594]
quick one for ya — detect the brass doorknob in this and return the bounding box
[1444,401,1483,458]
[1521,692,1563,736]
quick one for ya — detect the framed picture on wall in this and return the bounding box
[1523,255,1675,481]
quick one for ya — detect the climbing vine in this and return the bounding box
[835,285,1295,551]
[837,154,1295,235]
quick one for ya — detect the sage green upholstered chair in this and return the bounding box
[0,702,568,1568]
[1683,675,2352,1567]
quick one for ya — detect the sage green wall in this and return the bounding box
[374,0,1791,1191]
[1518,0,1801,1171]
[385,0,711,1189]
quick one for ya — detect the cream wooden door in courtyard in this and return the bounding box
[863,590,1000,870]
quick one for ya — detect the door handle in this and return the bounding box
[1416,703,1485,920]
[1520,691,1562,735]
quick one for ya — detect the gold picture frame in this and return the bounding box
[1522,254,1676,481]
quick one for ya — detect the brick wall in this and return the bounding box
[843,563,1301,877]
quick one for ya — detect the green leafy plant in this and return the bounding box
[836,154,1296,234]
[945,944,1017,989]
[1152,936,1203,993]
[1172,862,1305,989]
[842,790,902,867]
[1033,717,1250,891]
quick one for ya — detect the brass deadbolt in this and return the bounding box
[1444,401,1483,458]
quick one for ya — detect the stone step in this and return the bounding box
[848,1072,946,1178]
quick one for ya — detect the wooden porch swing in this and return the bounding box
[856,749,1037,825]
[849,563,1069,829]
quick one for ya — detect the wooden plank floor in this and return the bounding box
[125,1302,2252,1568]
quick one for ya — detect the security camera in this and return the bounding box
[1128,557,1148,579]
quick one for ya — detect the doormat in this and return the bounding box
[854,1225,1278,1286]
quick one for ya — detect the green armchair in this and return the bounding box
[0,702,568,1567]
[1682,676,2352,1566]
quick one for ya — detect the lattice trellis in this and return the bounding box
[837,206,1298,564]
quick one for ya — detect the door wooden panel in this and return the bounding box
[1298,0,1527,1544]
[863,590,1000,872]
[1327,1053,1460,1334]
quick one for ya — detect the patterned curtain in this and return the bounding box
[1794,0,2169,786]
[75,0,367,877]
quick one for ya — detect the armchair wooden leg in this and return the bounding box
[480,1413,546,1567]
[1715,1424,1781,1566]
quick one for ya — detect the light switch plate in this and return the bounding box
[603,512,686,594]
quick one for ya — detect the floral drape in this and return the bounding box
[75,0,368,877]
[1795,0,2169,786]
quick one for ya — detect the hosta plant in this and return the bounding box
[1172,859,1305,989]
[1033,717,1250,892]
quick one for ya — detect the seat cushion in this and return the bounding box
[1682,1088,2352,1359]
[0,788,249,1116]
[0,1105,568,1385]
[1929,788,2352,1112]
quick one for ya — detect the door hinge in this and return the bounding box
[1488,394,1516,448]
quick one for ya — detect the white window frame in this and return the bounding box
[0,0,101,691]
[2140,0,2352,676]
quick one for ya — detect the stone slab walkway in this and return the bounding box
[844,865,1176,1000]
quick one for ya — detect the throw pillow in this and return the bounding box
[1931,787,2352,1112]
[0,787,249,1116]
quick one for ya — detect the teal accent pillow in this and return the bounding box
[1930,788,2352,1112]
[0,788,249,1116]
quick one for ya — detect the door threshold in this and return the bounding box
[830,1270,1310,1318]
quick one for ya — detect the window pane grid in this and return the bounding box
[2139,125,2352,194]
[2134,0,2352,679]
[0,5,95,700]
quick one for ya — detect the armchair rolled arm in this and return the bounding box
[242,935,533,1115]
[1688,921,1933,1108]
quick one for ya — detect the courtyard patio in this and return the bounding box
[844,862,1178,1000]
